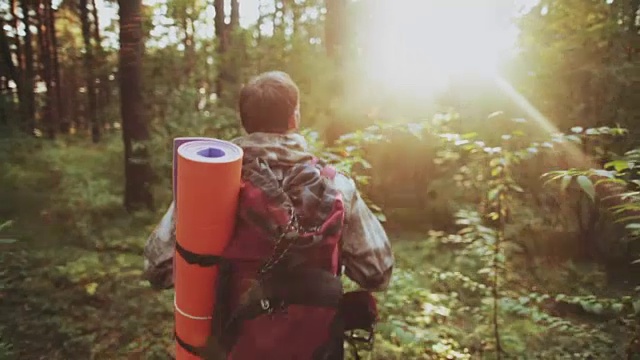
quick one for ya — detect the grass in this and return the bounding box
[0,230,632,360]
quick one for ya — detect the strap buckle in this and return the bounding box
[260,298,270,311]
[345,324,376,350]
[259,297,287,316]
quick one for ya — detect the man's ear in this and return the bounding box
[288,108,300,130]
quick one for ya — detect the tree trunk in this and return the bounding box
[182,6,195,78]
[0,20,18,128]
[291,0,301,35]
[91,0,110,119]
[231,0,240,29]
[324,0,347,145]
[48,0,66,134]
[37,0,59,139]
[227,0,240,93]
[118,0,154,212]
[0,20,19,96]
[325,0,346,65]
[10,0,24,104]
[214,0,226,97]
[10,0,23,73]
[80,0,99,142]
[21,0,36,134]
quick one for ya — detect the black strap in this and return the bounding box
[175,331,204,357]
[175,241,225,267]
[313,309,346,360]
[231,267,343,321]
[218,267,344,353]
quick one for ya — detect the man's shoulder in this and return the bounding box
[330,170,358,207]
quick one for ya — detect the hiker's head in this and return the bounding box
[238,71,300,134]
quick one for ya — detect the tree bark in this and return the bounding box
[214,0,226,96]
[91,0,110,113]
[119,0,154,212]
[10,0,23,76]
[0,20,19,94]
[37,0,59,139]
[21,0,36,134]
[182,5,195,78]
[324,0,347,145]
[0,20,18,128]
[80,0,99,142]
[325,0,346,65]
[48,0,66,134]
[231,0,240,29]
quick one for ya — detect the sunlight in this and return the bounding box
[363,0,529,95]
[494,76,595,166]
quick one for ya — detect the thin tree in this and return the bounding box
[214,0,226,96]
[37,0,59,139]
[118,0,154,212]
[21,0,36,133]
[80,0,99,142]
[0,19,18,127]
[48,0,66,134]
[91,0,110,108]
[8,0,26,128]
[231,0,240,29]
[324,0,347,145]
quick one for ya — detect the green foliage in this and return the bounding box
[3,112,640,359]
[542,138,640,262]
[515,0,639,142]
[2,0,640,358]
[0,220,16,245]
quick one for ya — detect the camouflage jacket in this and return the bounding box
[142,132,394,292]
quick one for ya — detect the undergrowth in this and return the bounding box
[1,113,640,359]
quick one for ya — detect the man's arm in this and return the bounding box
[336,175,394,292]
[142,201,176,290]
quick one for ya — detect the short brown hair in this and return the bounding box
[238,71,299,133]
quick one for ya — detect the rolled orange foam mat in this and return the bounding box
[173,137,211,209]
[174,139,243,360]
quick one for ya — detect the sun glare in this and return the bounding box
[363,0,525,95]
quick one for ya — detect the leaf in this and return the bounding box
[85,282,98,296]
[487,111,505,120]
[0,220,13,232]
[589,303,604,315]
[488,187,500,201]
[510,184,524,193]
[462,132,478,139]
[0,239,17,244]
[576,175,596,202]
[407,123,424,139]
[592,169,615,178]
[595,178,627,186]
[626,223,640,230]
[605,160,630,172]
[560,175,572,191]
[612,303,624,313]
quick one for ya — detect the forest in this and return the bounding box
[1,0,640,359]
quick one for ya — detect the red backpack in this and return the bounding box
[174,156,378,360]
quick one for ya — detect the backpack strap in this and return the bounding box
[316,291,378,360]
[175,240,226,267]
[206,267,343,357]
[173,240,229,358]
[225,267,343,330]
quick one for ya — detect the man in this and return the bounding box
[142,71,394,358]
